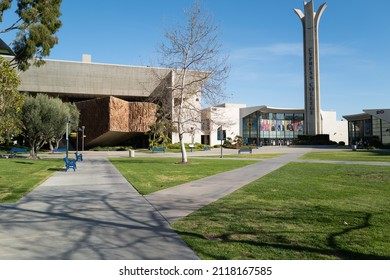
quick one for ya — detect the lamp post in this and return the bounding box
[81,126,85,153]
[66,118,70,159]
[76,128,79,154]
[190,127,194,152]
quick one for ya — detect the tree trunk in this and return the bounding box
[179,133,188,163]
[49,141,54,153]
[55,139,61,150]
[29,146,35,158]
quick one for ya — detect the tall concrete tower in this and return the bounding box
[294,1,327,135]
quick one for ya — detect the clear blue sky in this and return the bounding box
[3,0,390,119]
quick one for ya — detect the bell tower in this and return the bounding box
[294,1,327,135]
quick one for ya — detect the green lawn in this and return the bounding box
[0,158,64,203]
[172,162,390,260]
[300,150,390,162]
[110,157,257,195]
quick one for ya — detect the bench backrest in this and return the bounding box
[10,148,27,153]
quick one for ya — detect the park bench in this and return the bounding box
[238,147,252,154]
[53,147,67,153]
[75,152,83,161]
[63,157,77,172]
[1,147,28,158]
[204,145,210,151]
[10,147,28,154]
[152,147,165,153]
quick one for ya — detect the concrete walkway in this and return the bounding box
[0,158,198,260]
[1,147,388,259]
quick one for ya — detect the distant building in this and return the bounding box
[343,109,390,147]
[202,104,348,146]
[8,54,348,148]
[201,104,246,146]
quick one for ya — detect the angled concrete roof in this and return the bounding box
[363,109,390,122]
[16,57,171,99]
[240,105,304,118]
[343,109,390,122]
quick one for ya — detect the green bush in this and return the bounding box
[166,143,182,149]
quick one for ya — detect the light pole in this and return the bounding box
[66,118,70,159]
[190,127,194,152]
[81,126,85,153]
[76,128,79,154]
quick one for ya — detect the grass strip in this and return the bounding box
[0,158,63,203]
[110,157,257,195]
[300,150,390,162]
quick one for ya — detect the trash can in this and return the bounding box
[129,150,135,157]
[352,145,357,151]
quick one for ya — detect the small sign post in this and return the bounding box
[217,126,226,158]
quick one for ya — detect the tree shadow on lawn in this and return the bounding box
[14,161,34,165]
[176,211,390,260]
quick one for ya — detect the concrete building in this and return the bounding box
[202,104,347,147]
[14,55,204,147]
[294,0,327,135]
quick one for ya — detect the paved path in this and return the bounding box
[0,158,198,260]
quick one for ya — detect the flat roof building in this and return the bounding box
[343,109,390,148]
[13,55,205,147]
[201,104,348,147]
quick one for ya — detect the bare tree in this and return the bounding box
[155,0,229,163]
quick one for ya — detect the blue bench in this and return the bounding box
[10,148,27,154]
[75,152,83,161]
[53,147,67,153]
[238,147,252,154]
[152,147,165,153]
[1,147,28,158]
[63,157,77,172]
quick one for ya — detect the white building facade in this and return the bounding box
[201,104,348,146]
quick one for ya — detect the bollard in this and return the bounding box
[129,150,135,158]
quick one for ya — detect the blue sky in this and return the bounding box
[2,0,390,119]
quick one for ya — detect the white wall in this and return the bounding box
[321,110,348,143]
[202,104,245,146]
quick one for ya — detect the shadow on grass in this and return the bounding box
[14,161,34,165]
[47,168,64,172]
[175,211,390,260]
